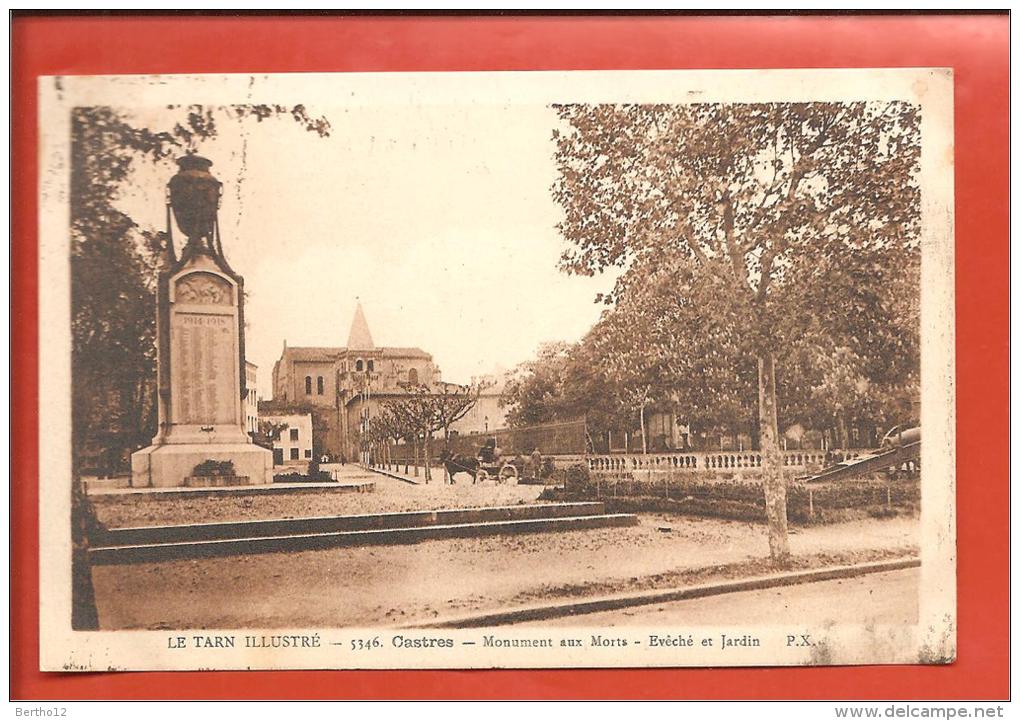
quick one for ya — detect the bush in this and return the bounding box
[602,495,766,522]
[273,471,332,484]
[563,463,592,492]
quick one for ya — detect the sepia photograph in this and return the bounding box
[35,67,955,671]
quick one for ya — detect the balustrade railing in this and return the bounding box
[584,450,861,474]
[375,447,864,475]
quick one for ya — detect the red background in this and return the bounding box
[10,13,1009,700]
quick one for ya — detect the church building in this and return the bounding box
[270,303,505,461]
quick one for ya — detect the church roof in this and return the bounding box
[283,347,343,362]
[379,347,432,359]
[347,302,375,351]
[279,304,431,364]
[282,345,431,362]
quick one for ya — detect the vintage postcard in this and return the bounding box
[37,68,955,671]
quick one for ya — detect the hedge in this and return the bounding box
[546,464,920,524]
[273,471,332,484]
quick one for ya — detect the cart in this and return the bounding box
[476,459,519,485]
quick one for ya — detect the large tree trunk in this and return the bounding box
[443,427,451,484]
[424,434,432,483]
[836,412,849,451]
[758,352,791,564]
[639,402,648,455]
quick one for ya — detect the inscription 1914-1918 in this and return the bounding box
[173,313,236,425]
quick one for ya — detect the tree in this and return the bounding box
[71,108,166,475]
[600,255,759,442]
[376,381,484,483]
[253,419,289,448]
[371,406,408,470]
[500,342,576,428]
[498,250,917,455]
[556,340,631,452]
[431,382,484,448]
[501,340,625,437]
[381,398,424,476]
[430,381,484,482]
[584,273,704,454]
[385,384,442,483]
[553,102,920,563]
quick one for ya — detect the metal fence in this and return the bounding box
[386,418,588,461]
[455,418,587,456]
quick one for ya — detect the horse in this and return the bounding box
[438,449,480,484]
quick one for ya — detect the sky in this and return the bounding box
[116,103,618,399]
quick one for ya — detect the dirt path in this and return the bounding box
[91,513,918,630]
[94,472,546,528]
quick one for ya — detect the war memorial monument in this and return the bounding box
[130,155,272,488]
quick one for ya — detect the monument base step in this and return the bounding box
[89,512,639,564]
[131,442,273,488]
[81,477,132,493]
[94,502,609,545]
[184,474,250,488]
[86,480,374,500]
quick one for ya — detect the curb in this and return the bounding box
[365,465,424,485]
[410,556,921,629]
[87,481,374,501]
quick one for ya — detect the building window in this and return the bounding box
[317,376,324,395]
[305,376,312,394]
[290,448,299,461]
[304,449,312,459]
[408,368,418,385]
[356,359,364,372]
[367,360,374,372]
[290,428,299,441]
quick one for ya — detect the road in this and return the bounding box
[92,514,917,630]
[523,568,919,627]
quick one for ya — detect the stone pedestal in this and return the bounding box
[131,250,272,488]
[132,443,271,488]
